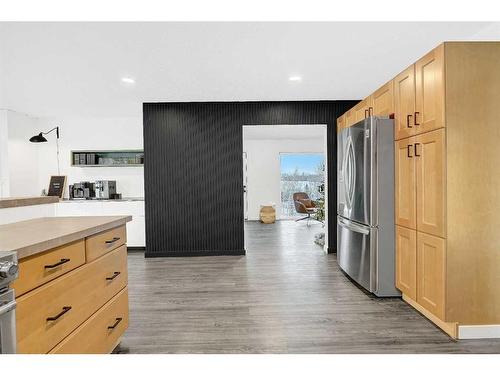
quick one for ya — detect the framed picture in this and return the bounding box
[47,176,67,199]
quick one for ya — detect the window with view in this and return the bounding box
[280,153,325,219]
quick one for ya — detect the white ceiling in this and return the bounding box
[243,125,325,140]
[0,22,499,118]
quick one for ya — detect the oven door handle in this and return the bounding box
[338,218,370,235]
[0,300,16,316]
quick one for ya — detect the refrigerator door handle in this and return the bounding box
[338,218,370,235]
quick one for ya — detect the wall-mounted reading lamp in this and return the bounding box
[29,126,61,175]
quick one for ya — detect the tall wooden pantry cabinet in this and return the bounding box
[338,42,500,339]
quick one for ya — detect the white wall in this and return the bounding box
[36,116,144,198]
[243,136,325,221]
[0,109,42,197]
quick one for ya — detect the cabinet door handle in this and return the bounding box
[106,271,121,281]
[105,237,120,244]
[108,317,123,330]
[369,107,373,117]
[414,143,421,157]
[407,144,413,158]
[406,114,413,128]
[414,111,420,126]
[364,109,369,118]
[47,306,72,322]
[44,258,70,269]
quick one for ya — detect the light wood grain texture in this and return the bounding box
[86,225,127,262]
[50,287,129,354]
[395,226,417,300]
[372,80,394,116]
[395,137,416,229]
[119,221,500,353]
[0,216,131,259]
[0,196,59,209]
[394,65,416,140]
[11,239,86,297]
[415,44,445,135]
[336,114,345,133]
[354,96,373,123]
[403,294,457,339]
[415,128,446,238]
[417,232,446,319]
[444,42,500,324]
[16,245,128,353]
[345,109,355,127]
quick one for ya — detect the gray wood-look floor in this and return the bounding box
[121,221,500,353]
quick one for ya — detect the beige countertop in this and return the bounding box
[0,216,132,259]
[0,196,60,209]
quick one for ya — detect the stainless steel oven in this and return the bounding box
[0,251,19,354]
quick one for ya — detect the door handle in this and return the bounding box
[414,111,420,126]
[46,306,72,322]
[364,109,369,119]
[338,218,370,235]
[414,143,421,157]
[369,107,373,117]
[105,237,120,244]
[44,258,70,269]
[407,144,413,158]
[406,114,413,128]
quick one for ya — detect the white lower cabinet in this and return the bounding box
[55,201,145,247]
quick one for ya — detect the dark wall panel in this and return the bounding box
[143,101,358,257]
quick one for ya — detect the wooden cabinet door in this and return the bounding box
[337,114,345,133]
[354,96,373,123]
[415,44,445,135]
[345,109,354,127]
[395,137,416,229]
[415,129,446,238]
[372,81,394,117]
[394,65,416,140]
[395,226,417,299]
[417,232,446,319]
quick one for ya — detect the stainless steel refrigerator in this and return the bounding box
[337,116,400,297]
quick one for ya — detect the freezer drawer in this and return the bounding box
[337,216,375,293]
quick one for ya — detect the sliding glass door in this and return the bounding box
[280,153,325,219]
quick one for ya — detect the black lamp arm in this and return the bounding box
[41,126,60,139]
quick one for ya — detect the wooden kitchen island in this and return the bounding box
[0,216,132,354]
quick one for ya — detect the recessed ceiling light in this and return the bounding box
[121,77,136,84]
[289,76,302,82]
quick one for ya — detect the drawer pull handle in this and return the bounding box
[414,143,421,157]
[407,144,413,158]
[44,258,70,269]
[108,317,123,330]
[105,237,121,244]
[414,111,420,126]
[47,306,72,322]
[406,114,413,128]
[106,271,121,281]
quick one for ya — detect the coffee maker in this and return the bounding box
[69,182,95,200]
[94,180,117,200]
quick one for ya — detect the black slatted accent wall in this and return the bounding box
[143,101,358,257]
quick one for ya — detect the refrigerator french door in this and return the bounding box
[337,117,399,297]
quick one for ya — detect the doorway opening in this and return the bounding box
[242,124,328,253]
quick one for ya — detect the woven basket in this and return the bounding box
[259,205,276,224]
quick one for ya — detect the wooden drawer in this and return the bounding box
[86,225,127,262]
[12,240,86,297]
[16,245,128,353]
[50,287,129,354]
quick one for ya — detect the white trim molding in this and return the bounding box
[458,325,500,339]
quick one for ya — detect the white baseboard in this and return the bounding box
[458,325,500,339]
